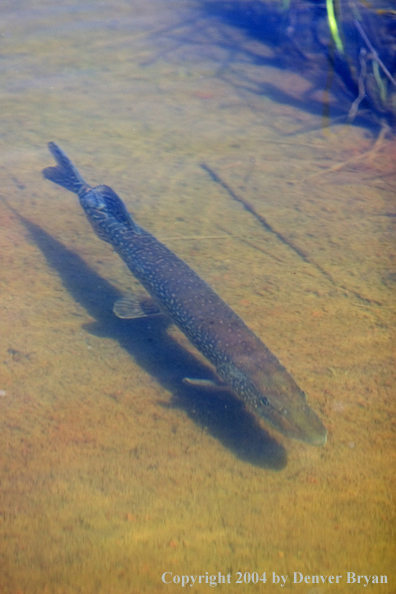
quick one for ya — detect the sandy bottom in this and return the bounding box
[0,0,395,592]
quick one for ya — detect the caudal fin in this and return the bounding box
[42,142,89,194]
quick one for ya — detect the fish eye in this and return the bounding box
[258,396,269,407]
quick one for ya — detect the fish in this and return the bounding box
[42,142,327,446]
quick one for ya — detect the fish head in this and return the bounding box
[248,367,327,446]
[218,359,327,446]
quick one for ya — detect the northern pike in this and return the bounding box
[42,142,327,446]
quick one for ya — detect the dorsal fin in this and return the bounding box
[95,185,140,231]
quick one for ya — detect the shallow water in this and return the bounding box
[1,1,395,593]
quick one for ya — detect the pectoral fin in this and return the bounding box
[113,295,162,319]
[182,377,230,391]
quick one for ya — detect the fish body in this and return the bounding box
[43,142,327,446]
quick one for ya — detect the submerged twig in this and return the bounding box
[354,19,396,88]
[303,123,389,180]
[348,47,367,122]
[216,224,286,263]
[201,163,336,284]
[201,164,384,306]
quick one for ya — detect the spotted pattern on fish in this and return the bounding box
[43,142,327,446]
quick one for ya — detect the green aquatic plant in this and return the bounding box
[326,0,344,53]
[289,0,396,126]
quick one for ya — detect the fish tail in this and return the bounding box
[42,142,89,194]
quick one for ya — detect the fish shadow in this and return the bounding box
[16,212,286,470]
[165,386,287,469]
